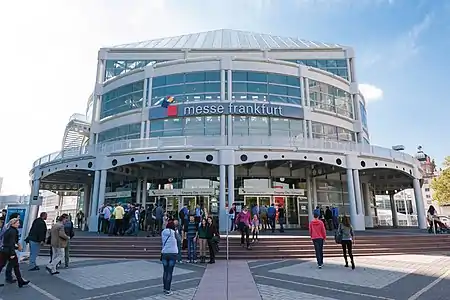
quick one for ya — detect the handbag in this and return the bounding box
[160,231,171,261]
[334,224,342,244]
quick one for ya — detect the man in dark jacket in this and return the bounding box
[0,212,20,283]
[27,212,48,271]
[63,217,74,268]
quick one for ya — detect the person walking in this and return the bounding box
[26,212,48,271]
[267,204,276,233]
[197,218,208,263]
[0,212,19,284]
[235,206,252,250]
[0,218,30,287]
[63,216,75,268]
[309,212,327,269]
[161,221,178,296]
[338,216,355,269]
[46,214,70,275]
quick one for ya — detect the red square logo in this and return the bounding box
[167,105,177,117]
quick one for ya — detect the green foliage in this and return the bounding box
[431,157,450,205]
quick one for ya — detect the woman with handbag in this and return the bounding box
[337,216,355,269]
[161,220,178,296]
[0,218,30,287]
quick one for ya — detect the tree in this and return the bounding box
[431,157,450,206]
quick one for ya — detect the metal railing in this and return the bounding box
[32,136,420,169]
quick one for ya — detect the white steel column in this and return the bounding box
[389,194,399,228]
[306,169,313,221]
[413,179,427,229]
[219,164,227,232]
[227,165,235,216]
[352,170,363,215]
[89,170,101,232]
[312,176,318,209]
[363,183,374,228]
[142,177,148,209]
[97,170,107,209]
[226,69,233,145]
[346,169,358,229]
[136,180,142,204]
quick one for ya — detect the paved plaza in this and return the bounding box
[1,254,450,300]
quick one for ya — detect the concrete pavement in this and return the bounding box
[1,254,449,299]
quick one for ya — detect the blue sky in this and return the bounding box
[0,0,449,194]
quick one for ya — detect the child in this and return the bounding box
[251,215,260,243]
[309,212,327,268]
[184,215,198,263]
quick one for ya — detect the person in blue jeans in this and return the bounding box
[267,204,276,233]
[0,212,20,283]
[161,221,178,296]
[184,215,198,263]
[26,212,48,271]
[173,219,183,263]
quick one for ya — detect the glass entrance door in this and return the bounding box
[182,196,196,212]
[198,196,211,216]
[298,197,309,229]
[259,196,271,208]
[244,196,258,210]
[166,196,179,219]
[286,196,299,228]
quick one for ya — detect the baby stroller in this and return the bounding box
[428,217,449,234]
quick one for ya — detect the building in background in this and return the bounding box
[0,194,29,209]
[29,29,426,232]
[39,190,79,227]
[0,177,3,194]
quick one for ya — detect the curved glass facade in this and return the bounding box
[104,60,164,81]
[97,123,141,143]
[285,59,348,80]
[230,71,301,105]
[100,81,144,119]
[309,80,353,119]
[151,71,221,105]
[311,121,355,142]
[360,101,368,129]
[150,116,221,137]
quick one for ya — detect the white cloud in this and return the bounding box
[359,84,383,102]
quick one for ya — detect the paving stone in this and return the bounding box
[136,287,197,299]
[270,256,416,289]
[257,284,339,300]
[56,260,193,290]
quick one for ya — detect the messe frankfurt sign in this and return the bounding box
[149,101,304,120]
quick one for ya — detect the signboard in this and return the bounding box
[238,188,305,196]
[149,101,304,120]
[149,188,216,196]
[105,191,132,199]
[30,195,43,206]
[5,205,28,246]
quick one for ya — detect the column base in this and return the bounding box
[354,214,366,231]
[88,216,98,233]
[364,216,374,228]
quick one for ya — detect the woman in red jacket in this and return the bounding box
[309,212,327,268]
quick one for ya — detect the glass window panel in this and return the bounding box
[326,60,338,68]
[232,71,247,81]
[184,117,205,135]
[286,76,300,87]
[185,83,205,94]
[163,118,183,136]
[205,116,221,135]
[337,69,348,78]
[249,116,269,135]
[185,94,203,102]
[205,71,221,81]
[247,72,267,83]
[247,83,267,94]
[165,85,185,96]
[203,82,219,93]
[232,83,248,93]
[185,72,206,83]
[270,118,290,136]
[268,84,288,95]
[289,119,303,137]
[152,76,166,87]
[150,120,164,137]
[336,60,347,68]
[268,73,287,85]
[232,116,249,135]
[316,60,327,69]
[337,127,354,141]
[165,73,185,85]
[287,87,301,97]
[306,60,317,67]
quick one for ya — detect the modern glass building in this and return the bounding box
[29,29,427,231]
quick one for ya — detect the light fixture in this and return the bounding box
[280,178,285,182]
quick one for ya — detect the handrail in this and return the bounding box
[31,136,421,169]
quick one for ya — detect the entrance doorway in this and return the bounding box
[181,196,210,215]
[244,196,271,210]
[297,198,309,229]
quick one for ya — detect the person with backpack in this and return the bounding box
[0,212,19,284]
[63,216,75,268]
[267,204,276,233]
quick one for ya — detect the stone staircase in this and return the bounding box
[39,233,450,260]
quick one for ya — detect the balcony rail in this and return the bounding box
[32,136,420,169]
[68,113,89,123]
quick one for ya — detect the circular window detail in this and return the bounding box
[264,155,268,159]
[240,154,248,162]
[66,165,69,168]
[125,168,130,174]
[281,155,285,159]
[88,162,93,168]
[169,156,172,159]
[147,156,150,160]
[75,164,78,168]
[336,158,342,165]
[385,164,388,167]
[186,155,190,160]
[375,163,378,166]
[319,157,323,161]
[361,161,366,167]
[304,156,307,159]
[402,168,405,171]
[206,155,214,162]
[112,159,118,166]
[396,166,399,169]
[409,170,412,175]
[131,158,135,162]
